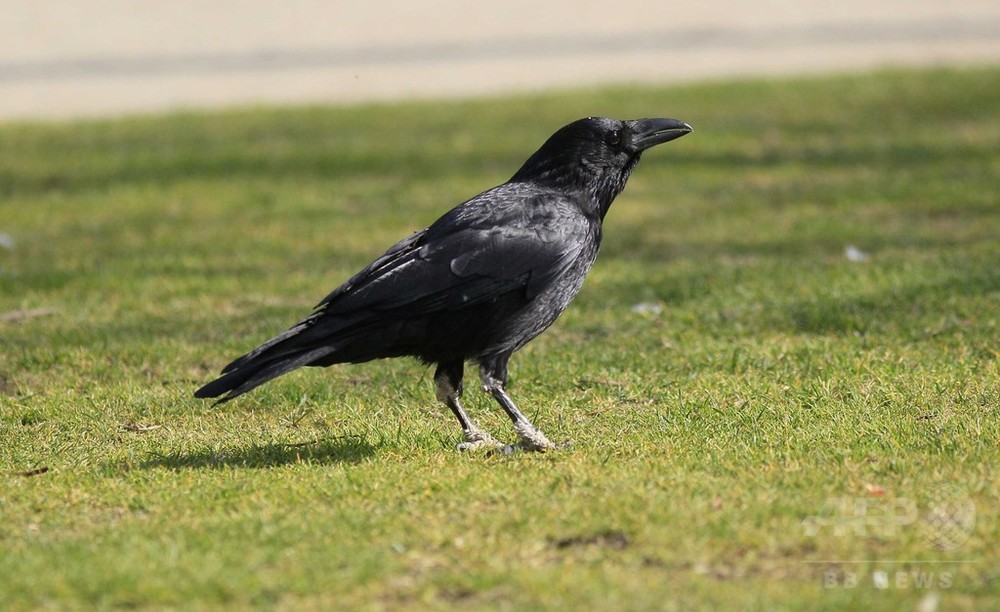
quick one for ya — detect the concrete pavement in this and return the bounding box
[2,0,999,121]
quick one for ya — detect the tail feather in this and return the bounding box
[196,309,412,403]
[195,313,384,402]
[221,318,319,374]
[195,345,337,402]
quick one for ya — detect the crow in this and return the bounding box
[195,117,692,451]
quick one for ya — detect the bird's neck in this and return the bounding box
[511,156,640,221]
[589,164,637,220]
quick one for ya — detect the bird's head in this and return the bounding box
[510,117,692,218]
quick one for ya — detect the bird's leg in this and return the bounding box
[479,359,556,452]
[434,362,500,450]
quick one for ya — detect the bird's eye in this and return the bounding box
[604,130,623,148]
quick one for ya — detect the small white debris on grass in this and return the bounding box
[631,302,663,315]
[844,245,870,262]
[0,233,14,250]
[917,591,940,612]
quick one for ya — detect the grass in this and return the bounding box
[1,66,998,609]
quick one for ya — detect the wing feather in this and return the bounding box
[222,187,593,373]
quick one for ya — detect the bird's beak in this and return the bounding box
[629,118,693,150]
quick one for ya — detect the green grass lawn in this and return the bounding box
[1,66,998,609]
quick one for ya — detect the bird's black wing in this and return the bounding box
[214,189,591,378]
[318,189,592,317]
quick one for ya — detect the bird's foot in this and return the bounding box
[456,427,502,451]
[484,438,558,458]
[514,421,557,452]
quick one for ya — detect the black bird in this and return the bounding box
[195,117,692,451]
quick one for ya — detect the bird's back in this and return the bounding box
[310,181,602,365]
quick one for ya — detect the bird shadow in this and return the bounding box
[138,435,377,471]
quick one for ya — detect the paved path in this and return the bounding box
[2,0,999,121]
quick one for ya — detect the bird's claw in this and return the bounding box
[457,439,501,451]
[485,444,518,457]
[456,428,502,451]
[514,421,556,452]
[484,438,560,458]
